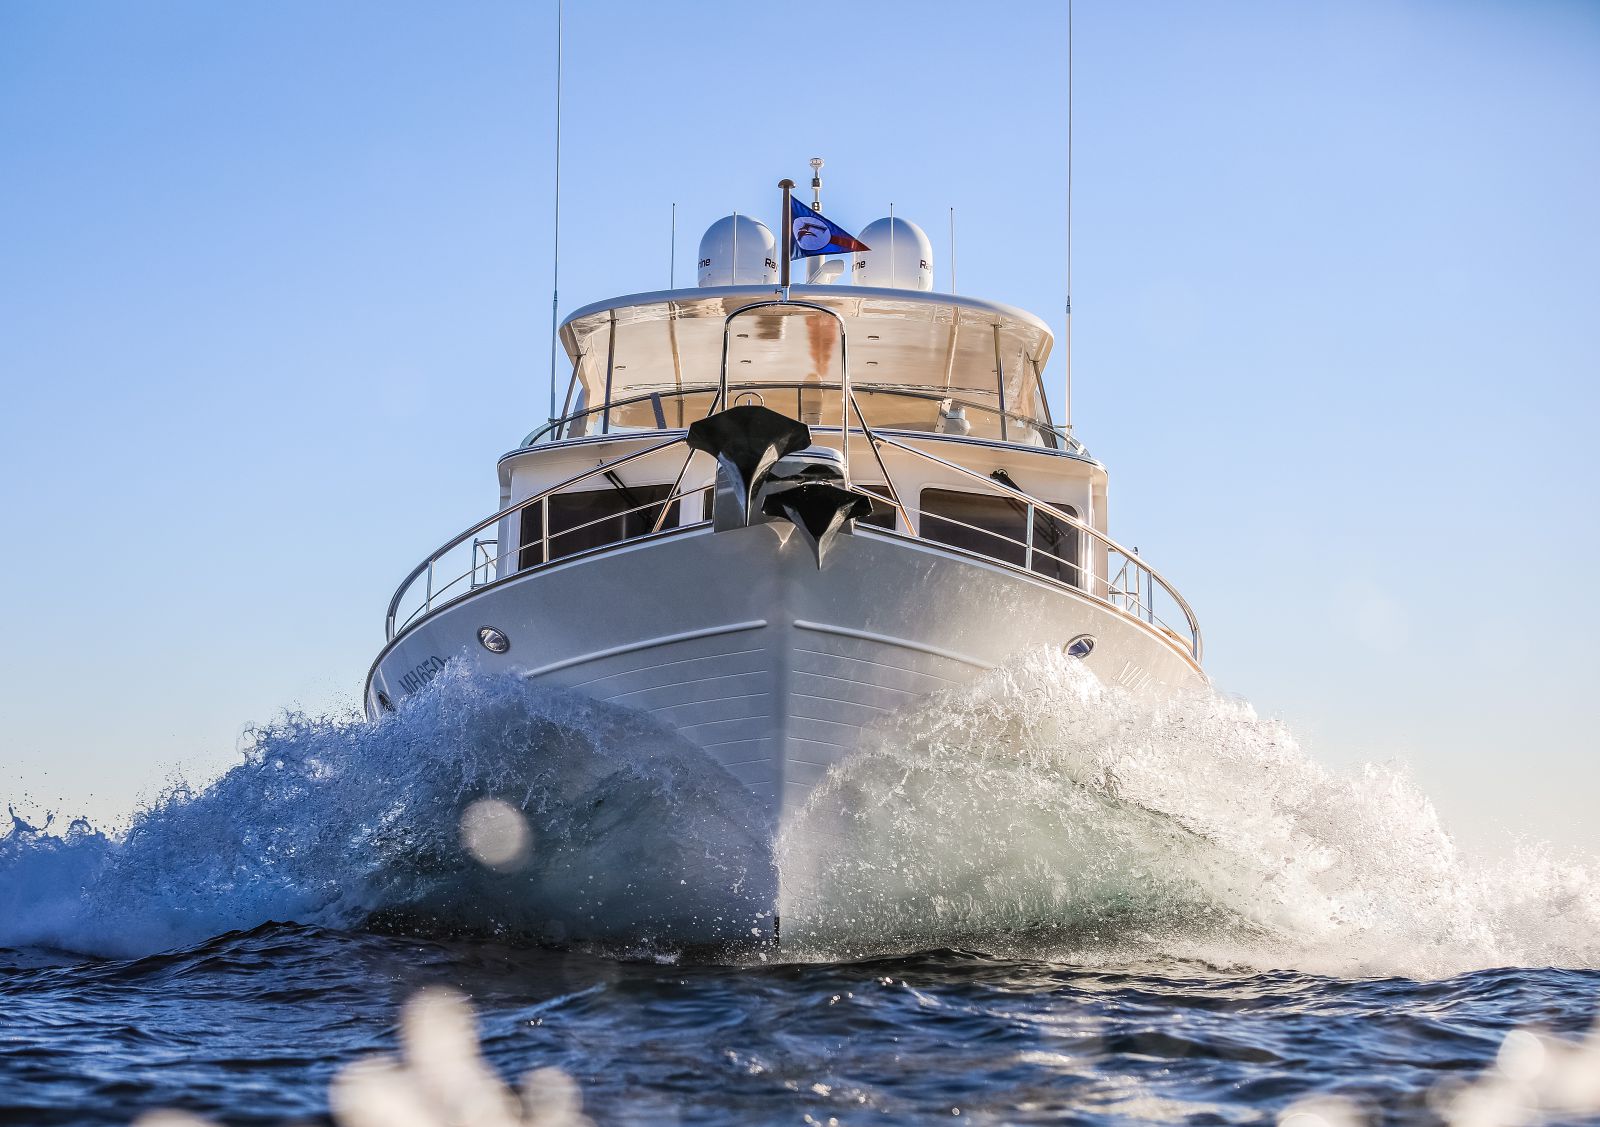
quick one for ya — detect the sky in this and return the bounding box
[1,0,1597,856]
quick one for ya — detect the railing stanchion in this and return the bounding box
[992,324,1009,443]
[541,493,550,565]
[600,315,617,435]
[1024,504,1035,572]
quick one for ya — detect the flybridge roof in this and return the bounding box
[557,284,1057,424]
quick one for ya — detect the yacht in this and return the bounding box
[365,194,1204,939]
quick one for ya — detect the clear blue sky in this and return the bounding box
[2,1,1596,855]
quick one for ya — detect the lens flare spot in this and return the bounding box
[459,797,533,872]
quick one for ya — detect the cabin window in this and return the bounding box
[856,484,899,530]
[1027,501,1081,586]
[519,485,679,570]
[920,488,1080,586]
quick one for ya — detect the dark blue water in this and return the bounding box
[4,659,1598,1124]
[2,926,1596,1126]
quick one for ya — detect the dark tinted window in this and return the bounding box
[1027,502,1081,587]
[857,484,899,530]
[519,485,679,570]
[519,500,546,570]
[921,488,1079,587]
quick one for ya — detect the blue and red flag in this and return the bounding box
[788,197,869,259]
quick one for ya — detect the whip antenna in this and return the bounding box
[546,0,564,425]
[808,157,824,282]
[1064,0,1073,431]
[670,202,676,288]
[949,206,956,294]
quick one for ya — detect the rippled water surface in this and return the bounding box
[2,927,1597,1125]
[3,922,1587,1127]
[4,655,1598,1123]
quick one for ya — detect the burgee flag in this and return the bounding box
[788,197,869,259]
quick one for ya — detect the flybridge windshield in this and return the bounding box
[548,285,1062,447]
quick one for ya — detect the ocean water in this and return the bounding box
[3,654,1598,1125]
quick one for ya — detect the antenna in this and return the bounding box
[546,0,564,426]
[1064,0,1074,431]
[670,202,676,288]
[889,201,895,289]
[949,206,956,294]
[807,157,824,282]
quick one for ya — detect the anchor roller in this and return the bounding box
[686,405,812,532]
[687,408,876,565]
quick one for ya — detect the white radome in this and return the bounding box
[697,214,778,287]
[853,216,934,291]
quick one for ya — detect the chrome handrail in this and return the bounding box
[384,434,686,639]
[907,508,1181,627]
[384,425,1201,661]
[718,300,853,472]
[521,382,1085,454]
[869,432,1203,661]
[390,482,714,638]
[388,398,1197,659]
[384,429,1202,660]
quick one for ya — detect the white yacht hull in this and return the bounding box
[367,522,1204,831]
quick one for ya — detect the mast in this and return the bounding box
[779,179,795,292]
[807,157,824,283]
[546,0,564,426]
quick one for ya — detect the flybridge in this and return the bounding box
[539,285,1064,449]
[530,162,1067,447]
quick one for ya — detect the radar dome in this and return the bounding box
[852,217,933,291]
[697,214,778,286]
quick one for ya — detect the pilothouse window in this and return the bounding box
[519,484,679,569]
[856,484,898,530]
[920,488,1080,586]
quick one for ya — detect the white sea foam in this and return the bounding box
[0,666,775,957]
[2,652,1596,975]
[777,648,1600,977]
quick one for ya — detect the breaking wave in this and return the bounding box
[0,667,776,958]
[2,653,1596,976]
[778,650,1600,977]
